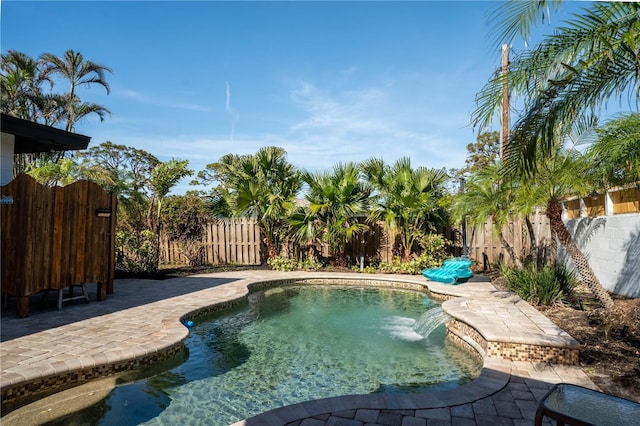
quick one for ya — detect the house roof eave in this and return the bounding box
[1,113,91,154]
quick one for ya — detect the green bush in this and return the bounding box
[378,252,443,275]
[418,233,449,263]
[268,233,449,275]
[116,229,159,274]
[298,258,324,271]
[500,263,576,306]
[267,255,298,271]
[350,265,377,273]
[376,233,448,275]
[267,256,324,272]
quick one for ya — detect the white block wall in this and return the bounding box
[560,214,640,298]
[1,133,15,185]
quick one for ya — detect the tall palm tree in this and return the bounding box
[361,157,449,261]
[0,50,51,121]
[473,0,629,308]
[197,147,302,260]
[474,2,640,174]
[295,162,370,266]
[40,49,112,131]
[1,50,62,173]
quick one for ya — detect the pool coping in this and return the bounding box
[0,271,585,422]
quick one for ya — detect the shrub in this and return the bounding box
[267,255,298,271]
[116,229,159,274]
[378,252,442,275]
[161,194,209,266]
[376,233,448,275]
[267,255,325,272]
[500,263,576,306]
[351,265,377,273]
[417,233,449,263]
[298,258,324,271]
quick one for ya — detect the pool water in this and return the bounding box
[53,285,481,426]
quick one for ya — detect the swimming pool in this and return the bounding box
[51,285,481,425]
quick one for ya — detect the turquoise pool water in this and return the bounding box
[53,285,481,426]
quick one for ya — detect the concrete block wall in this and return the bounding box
[1,133,15,185]
[560,214,640,298]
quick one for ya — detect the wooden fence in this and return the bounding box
[161,219,261,265]
[160,220,400,266]
[160,212,556,270]
[459,211,552,269]
[1,174,117,317]
[565,186,640,218]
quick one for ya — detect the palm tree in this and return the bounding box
[511,175,548,264]
[473,0,629,308]
[524,146,615,308]
[1,50,67,173]
[474,2,640,174]
[0,50,51,121]
[361,157,449,261]
[40,49,112,131]
[587,113,640,189]
[451,163,522,267]
[295,162,370,266]
[197,147,302,260]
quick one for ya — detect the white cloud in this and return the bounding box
[288,80,389,135]
[281,78,471,171]
[114,86,212,113]
[82,75,475,195]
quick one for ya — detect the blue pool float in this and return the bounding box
[422,258,473,284]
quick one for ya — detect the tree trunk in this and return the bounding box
[403,245,412,262]
[524,215,538,262]
[546,199,614,309]
[146,195,156,230]
[267,240,278,259]
[548,229,558,265]
[499,231,522,268]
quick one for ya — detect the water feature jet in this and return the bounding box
[412,306,450,338]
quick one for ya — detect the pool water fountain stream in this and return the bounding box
[412,307,451,338]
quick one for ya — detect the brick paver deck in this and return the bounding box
[1,271,596,425]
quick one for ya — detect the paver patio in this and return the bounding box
[1,271,596,425]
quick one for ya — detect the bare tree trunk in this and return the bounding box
[546,199,614,309]
[524,216,537,262]
[499,231,522,268]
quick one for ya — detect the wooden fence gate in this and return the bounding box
[1,174,117,317]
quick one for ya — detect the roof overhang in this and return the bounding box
[1,113,91,154]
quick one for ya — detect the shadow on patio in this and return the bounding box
[1,276,239,342]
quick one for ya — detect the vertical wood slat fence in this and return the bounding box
[1,174,117,317]
[161,219,261,265]
[160,220,400,267]
[160,187,639,270]
[458,211,552,269]
[160,213,555,270]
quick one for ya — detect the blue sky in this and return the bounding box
[2,1,587,193]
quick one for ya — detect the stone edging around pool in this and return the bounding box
[0,272,580,417]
